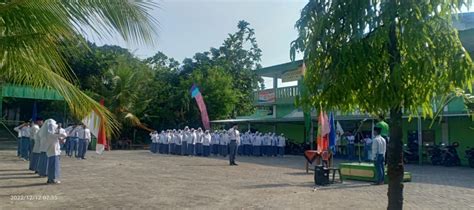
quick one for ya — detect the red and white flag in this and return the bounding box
[82,99,107,154]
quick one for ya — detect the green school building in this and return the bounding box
[211,13,474,166]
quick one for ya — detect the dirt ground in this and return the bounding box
[1,150,474,209]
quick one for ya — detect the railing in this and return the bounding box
[277,86,299,99]
[254,86,299,104]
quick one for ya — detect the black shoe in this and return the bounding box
[233,163,238,166]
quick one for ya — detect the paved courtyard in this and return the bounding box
[1,150,474,209]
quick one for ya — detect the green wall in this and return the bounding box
[447,117,474,165]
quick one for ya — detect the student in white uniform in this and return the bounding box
[182,127,190,156]
[77,125,91,160]
[220,131,229,157]
[29,119,43,172]
[67,124,81,158]
[277,134,286,157]
[187,129,196,156]
[211,132,219,156]
[271,133,278,157]
[40,119,67,184]
[169,129,176,155]
[150,131,158,153]
[163,130,170,154]
[159,131,165,154]
[202,130,211,157]
[14,122,31,160]
[228,125,240,166]
[253,132,263,156]
[176,130,183,155]
[195,128,203,156]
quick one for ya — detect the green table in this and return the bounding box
[339,162,412,183]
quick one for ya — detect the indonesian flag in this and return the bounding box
[82,99,107,154]
[190,84,211,130]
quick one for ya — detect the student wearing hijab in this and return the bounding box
[195,128,204,156]
[39,119,67,184]
[202,130,211,157]
[181,127,188,155]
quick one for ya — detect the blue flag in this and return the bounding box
[329,112,336,153]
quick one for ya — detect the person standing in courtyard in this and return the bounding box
[182,127,190,155]
[220,130,229,157]
[202,130,211,157]
[346,131,355,160]
[29,119,43,172]
[41,119,67,184]
[14,122,31,161]
[77,125,91,160]
[372,126,386,185]
[195,128,203,156]
[228,124,240,166]
[376,115,389,164]
[277,133,286,157]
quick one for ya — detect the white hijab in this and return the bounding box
[37,119,57,141]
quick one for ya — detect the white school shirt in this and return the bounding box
[190,132,197,144]
[202,133,211,146]
[163,134,170,144]
[30,124,41,153]
[372,135,387,159]
[46,129,67,157]
[263,136,271,146]
[150,133,156,143]
[84,128,91,142]
[183,131,191,142]
[278,136,286,147]
[347,135,355,144]
[174,133,183,145]
[14,125,30,138]
[196,132,203,143]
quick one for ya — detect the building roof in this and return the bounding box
[256,60,303,77]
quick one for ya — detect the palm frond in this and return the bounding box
[0,0,159,137]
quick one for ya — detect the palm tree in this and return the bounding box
[0,1,158,135]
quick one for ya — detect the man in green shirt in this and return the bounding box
[376,115,389,164]
[376,115,389,140]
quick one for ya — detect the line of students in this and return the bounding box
[15,119,91,184]
[64,124,91,160]
[15,119,67,184]
[149,127,286,157]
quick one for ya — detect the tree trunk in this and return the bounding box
[387,109,404,210]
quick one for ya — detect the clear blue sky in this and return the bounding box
[90,0,307,68]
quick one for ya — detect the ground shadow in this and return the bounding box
[0,172,35,176]
[0,169,29,172]
[0,183,47,189]
[0,176,41,180]
[241,182,315,189]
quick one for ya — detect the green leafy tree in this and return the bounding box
[0,0,158,135]
[180,66,237,126]
[292,1,473,209]
[182,20,263,117]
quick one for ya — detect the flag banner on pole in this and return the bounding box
[316,110,329,153]
[329,112,336,153]
[190,84,210,130]
[81,99,107,154]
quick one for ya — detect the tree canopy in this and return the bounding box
[292,0,473,209]
[0,0,159,136]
